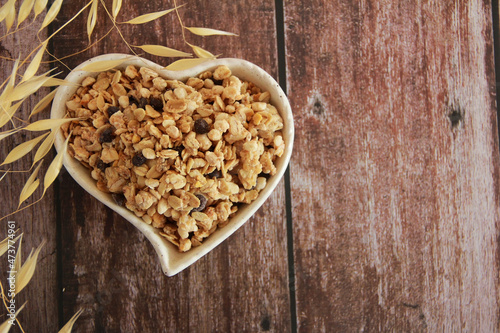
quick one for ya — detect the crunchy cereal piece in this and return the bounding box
[142,148,156,159]
[179,238,192,252]
[82,76,96,87]
[133,108,146,122]
[273,134,285,157]
[153,77,167,91]
[251,102,267,112]
[256,177,267,191]
[165,99,187,113]
[140,67,159,82]
[216,201,232,221]
[152,213,166,228]
[157,198,169,214]
[184,132,200,150]
[213,65,231,81]
[238,139,264,189]
[165,172,187,190]
[145,105,161,118]
[135,190,158,210]
[145,178,159,189]
[160,231,179,247]
[177,212,198,239]
[109,111,126,130]
[93,77,110,91]
[101,147,119,164]
[66,99,81,112]
[192,212,213,231]
[260,151,277,175]
[124,65,138,79]
[186,77,204,90]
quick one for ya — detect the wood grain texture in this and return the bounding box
[2,0,500,331]
[0,13,59,333]
[51,1,291,332]
[285,0,500,331]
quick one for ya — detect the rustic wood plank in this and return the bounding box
[0,12,59,333]
[285,0,500,331]
[52,1,291,331]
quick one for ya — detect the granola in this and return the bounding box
[62,64,284,252]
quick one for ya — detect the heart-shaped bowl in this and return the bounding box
[51,53,294,276]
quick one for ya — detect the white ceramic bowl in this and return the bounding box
[51,54,294,276]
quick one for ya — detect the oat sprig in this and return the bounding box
[0,235,81,332]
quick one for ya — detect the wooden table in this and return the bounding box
[1,0,500,331]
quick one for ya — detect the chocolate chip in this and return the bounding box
[191,194,207,213]
[129,95,138,106]
[172,144,184,153]
[149,97,163,111]
[194,118,210,134]
[258,172,271,179]
[112,193,126,206]
[96,159,109,172]
[99,127,114,143]
[132,152,146,166]
[138,97,148,109]
[107,106,120,117]
[206,169,222,178]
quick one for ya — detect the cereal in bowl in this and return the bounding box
[62,64,284,252]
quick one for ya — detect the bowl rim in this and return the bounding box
[50,53,294,276]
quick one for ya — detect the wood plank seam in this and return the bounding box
[275,0,298,332]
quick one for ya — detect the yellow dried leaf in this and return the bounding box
[0,129,19,142]
[33,128,55,164]
[136,45,191,58]
[80,58,128,72]
[15,239,45,294]
[1,58,20,102]
[0,303,25,333]
[123,7,177,24]
[19,179,39,206]
[13,234,22,273]
[0,0,16,23]
[0,99,23,129]
[0,318,12,333]
[11,74,53,101]
[185,27,238,37]
[17,0,36,27]
[39,0,62,31]
[58,308,83,333]
[24,117,79,131]
[42,77,75,87]
[34,0,47,17]
[29,88,57,118]
[21,41,47,83]
[1,131,49,165]
[43,132,70,193]
[165,58,210,71]
[87,0,98,41]
[187,43,216,59]
[0,233,21,258]
[4,0,16,31]
[0,59,19,125]
[0,170,9,183]
[112,0,121,18]
[19,161,43,207]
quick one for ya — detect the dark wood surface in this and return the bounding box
[1,0,499,332]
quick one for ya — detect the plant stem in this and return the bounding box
[99,0,138,56]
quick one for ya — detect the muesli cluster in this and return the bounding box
[62,63,284,251]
